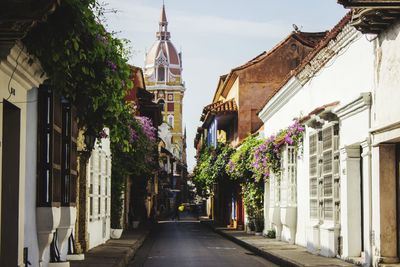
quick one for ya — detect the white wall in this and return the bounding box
[369,20,400,265]
[0,45,44,267]
[259,28,374,251]
[87,133,111,249]
[24,88,40,267]
[373,20,400,131]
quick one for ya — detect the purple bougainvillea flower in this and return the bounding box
[285,135,294,145]
[136,116,157,142]
[129,127,138,143]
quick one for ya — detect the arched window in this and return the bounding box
[168,115,174,128]
[158,66,165,82]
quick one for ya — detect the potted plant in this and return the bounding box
[111,168,125,239]
[254,212,264,236]
[266,229,276,239]
[246,217,255,234]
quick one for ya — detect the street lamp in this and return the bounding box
[84,128,96,152]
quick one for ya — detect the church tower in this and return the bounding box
[144,4,185,160]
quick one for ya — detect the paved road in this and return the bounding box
[128,219,279,267]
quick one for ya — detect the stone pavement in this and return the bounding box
[201,221,357,267]
[70,223,152,267]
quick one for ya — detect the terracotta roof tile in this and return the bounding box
[213,98,238,113]
[201,99,238,126]
[299,101,340,124]
[200,101,223,121]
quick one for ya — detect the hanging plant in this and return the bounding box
[252,120,305,181]
[226,135,262,183]
[23,0,134,149]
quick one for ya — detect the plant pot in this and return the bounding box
[110,228,123,239]
[48,262,70,267]
[132,221,140,229]
[255,232,263,236]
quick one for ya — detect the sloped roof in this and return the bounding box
[212,98,237,114]
[200,101,223,121]
[212,31,327,102]
[258,13,352,114]
[231,31,327,72]
[201,99,238,127]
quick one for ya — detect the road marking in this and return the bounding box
[207,246,237,250]
[148,255,167,259]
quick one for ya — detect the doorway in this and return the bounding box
[0,100,21,267]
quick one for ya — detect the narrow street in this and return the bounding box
[129,216,278,267]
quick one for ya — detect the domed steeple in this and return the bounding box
[143,3,185,165]
[144,4,182,85]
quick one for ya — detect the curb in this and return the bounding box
[113,229,151,267]
[200,221,299,267]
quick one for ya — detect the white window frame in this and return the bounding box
[88,147,112,222]
[308,123,340,223]
[281,145,297,208]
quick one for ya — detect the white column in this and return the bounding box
[340,145,362,257]
[361,140,372,266]
[263,179,271,235]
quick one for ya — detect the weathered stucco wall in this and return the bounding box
[0,44,44,267]
[259,30,374,252]
[373,20,400,132]
[237,36,318,141]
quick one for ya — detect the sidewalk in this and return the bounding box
[201,220,357,267]
[70,223,152,267]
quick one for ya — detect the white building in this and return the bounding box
[86,133,111,249]
[0,43,79,267]
[335,2,400,265]
[258,14,376,265]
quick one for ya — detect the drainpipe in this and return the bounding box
[367,94,373,266]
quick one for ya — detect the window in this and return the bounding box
[98,197,101,215]
[167,102,174,112]
[281,146,297,207]
[309,123,340,222]
[168,115,174,128]
[37,85,78,207]
[90,198,93,216]
[157,66,165,82]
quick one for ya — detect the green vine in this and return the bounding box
[23,0,134,150]
[193,144,234,196]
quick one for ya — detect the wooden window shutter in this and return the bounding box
[52,92,62,205]
[70,106,78,206]
[309,132,318,219]
[322,125,334,221]
[37,86,53,206]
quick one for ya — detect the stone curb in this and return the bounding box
[200,221,299,267]
[113,229,151,267]
[70,224,153,267]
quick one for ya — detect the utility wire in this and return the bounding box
[6,47,23,101]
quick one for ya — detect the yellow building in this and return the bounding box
[144,4,185,160]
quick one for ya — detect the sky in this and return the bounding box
[104,0,348,171]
